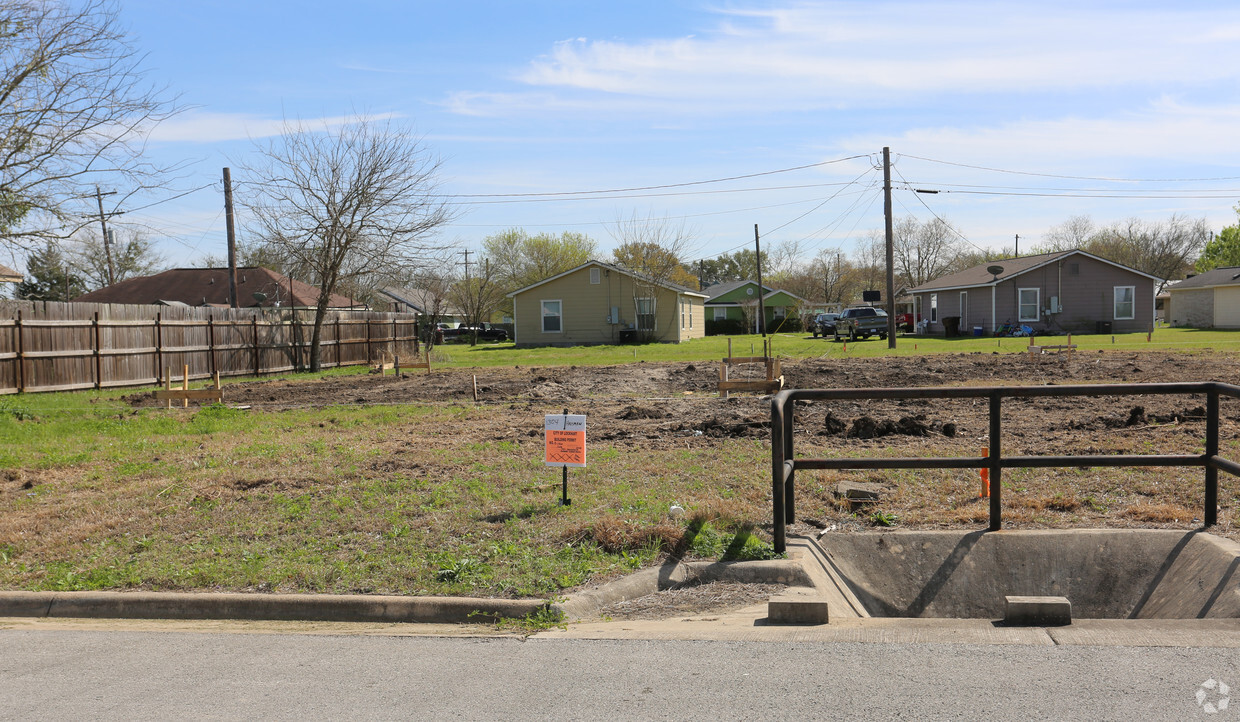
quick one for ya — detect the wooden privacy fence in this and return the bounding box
[0,300,421,394]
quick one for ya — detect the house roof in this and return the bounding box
[506,260,709,299]
[1167,267,1240,291]
[0,263,21,283]
[702,279,773,302]
[378,286,463,315]
[73,267,361,308]
[908,250,1160,293]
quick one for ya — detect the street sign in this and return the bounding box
[545,414,586,468]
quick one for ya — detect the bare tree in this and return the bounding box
[448,256,503,346]
[609,211,698,342]
[240,116,456,370]
[1087,215,1209,290]
[887,216,964,288]
[68,228,165,290]
[0,0,181,247]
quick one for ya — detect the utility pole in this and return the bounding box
[95,186,117,286]
[223,168,239,308]
[1015,234,1020,257]
[883,147,896,349]
[754,224,766,337]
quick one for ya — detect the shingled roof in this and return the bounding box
[0,263,20,283]
[73,267,361,308]
[1168,266,1240,290]
[909,250,1159,293]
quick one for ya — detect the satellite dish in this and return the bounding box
[252,292,268,304]
[986,265,1005,279]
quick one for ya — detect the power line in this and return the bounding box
[439,155,870,199]
[897,153,1240,183]
[440,180,870,205]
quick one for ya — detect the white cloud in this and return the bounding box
[146,111,403,143]
[447,2,1240,116]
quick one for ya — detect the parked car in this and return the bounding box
[834,307,889,341]
[452,323,508,342]
[809,312,840,338]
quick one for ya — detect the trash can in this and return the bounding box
[973,325,984,337]
[943,316,960,337]
[1095,320,1112,334]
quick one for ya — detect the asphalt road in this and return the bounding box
[1,630,1237,720]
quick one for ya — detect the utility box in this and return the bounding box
[1096,320,1112,334]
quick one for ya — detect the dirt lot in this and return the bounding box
[130,349,1240,455]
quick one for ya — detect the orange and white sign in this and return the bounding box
[545,414,586,467]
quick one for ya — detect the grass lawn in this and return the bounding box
[430,327,1240,369]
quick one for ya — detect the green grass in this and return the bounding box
[429,327,1240,368]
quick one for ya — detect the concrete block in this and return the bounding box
[1005,595,1072,626]
[768,596,829,625]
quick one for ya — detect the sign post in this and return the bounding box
[545,409,586,506]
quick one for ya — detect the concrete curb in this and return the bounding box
[0,591,549,624]
[555,558,812,621]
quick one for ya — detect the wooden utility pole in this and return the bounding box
[883,147,896,349]
[95,186,117,286]
[1015,234,1020,257]
[223,168,239,308]
[754,224,766,337]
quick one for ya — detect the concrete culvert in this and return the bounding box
[817,530,1240,620]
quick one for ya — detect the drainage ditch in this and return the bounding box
[816,529,1240,620]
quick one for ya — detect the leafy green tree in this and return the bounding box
[15,241,87,301]
[1196,206,1240,272]
[483,228,597,316]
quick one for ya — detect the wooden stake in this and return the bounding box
[472,374,478,402]
[165,367,172,410]
[182,364,189,408]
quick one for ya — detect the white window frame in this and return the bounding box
[680,298,686,329]
[959,291,968,327]
[1114,285,1135,320]
[635,297,657,331]
[540,299,562,333]
[589,267,601,284]
[1018,288,1040,323]
[713,306,726,321]
[929,294,938,323]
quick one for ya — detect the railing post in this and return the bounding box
[771,394,787,554]
[989,392,1002,531]
[784,396,796,525]
[1206,387,1219,527]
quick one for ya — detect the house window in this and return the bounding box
[589,267,600,284]
[1018,288,1040,322]
[1114,286,1135,320]
[1069,263,1080,276]
[713,307,726,321]
[635,297,656,331]
[929,294,938,323]
[680,299,686,328]
[541,300,561,333]
[773,306,786,318]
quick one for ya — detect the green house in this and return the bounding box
[703,280,805,333]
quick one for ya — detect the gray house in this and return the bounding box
[908,250,1158,335]
[1165,267,1240,328]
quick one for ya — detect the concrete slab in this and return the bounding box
[767,596,830,625]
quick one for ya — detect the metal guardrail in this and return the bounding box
[769,382,1240,553]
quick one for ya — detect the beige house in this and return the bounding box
[508,261,707,346]
[1166,266,1240,328]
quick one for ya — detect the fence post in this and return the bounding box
[93,312,102,390]
[14,310,24,393]
[365,316,372,364]
[207,315,217,377]
[335,314,342,368]
[154,312,163,384]
[1205,387,1219,527]
[989,392,1003,531]
[252,314,260,376]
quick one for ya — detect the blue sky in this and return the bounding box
[86,0,1240,270]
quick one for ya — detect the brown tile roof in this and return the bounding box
[73,267,361,308]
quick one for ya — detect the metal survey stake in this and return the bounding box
[545,409,586,506]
